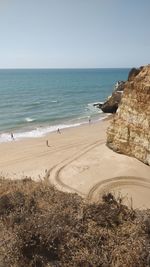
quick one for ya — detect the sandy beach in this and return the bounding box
[0,118,150,209]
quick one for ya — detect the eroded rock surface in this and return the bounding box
[107,65,150,165]
[100,81,125,113]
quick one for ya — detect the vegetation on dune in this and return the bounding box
[0,177,150,267]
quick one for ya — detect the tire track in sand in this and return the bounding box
[0,141,88,167]
[87,176,150,202]
[44,141,101,182]
[47,139,105,196]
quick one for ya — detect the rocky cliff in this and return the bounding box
[107,65,150,165]
[100,81,125,113]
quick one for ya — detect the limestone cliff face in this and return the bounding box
[107,65,150,165]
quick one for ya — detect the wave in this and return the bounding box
[22,101,41,107]
[85,102,103,114]
[0,123,80,143]
[25,117,35,122]
[50,100,58,103]
[0,114,109,143]
[30,101,41,105]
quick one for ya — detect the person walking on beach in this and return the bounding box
[88,117,91,124]
[11,133,14,140]
[46,140,49,147]
[57,128,61,134]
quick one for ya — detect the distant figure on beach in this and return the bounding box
[11,133,14,140]
[88,117,91,124]
[57,128,61,134]
[46,140,49,147]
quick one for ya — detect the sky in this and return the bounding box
[0,0,150,68]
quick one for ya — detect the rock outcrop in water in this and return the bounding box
[107,65,150,165]
[100,81,125,113]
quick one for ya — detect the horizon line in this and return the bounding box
[0,67,131,70]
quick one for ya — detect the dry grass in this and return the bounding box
[0,177,150,267]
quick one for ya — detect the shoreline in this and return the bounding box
[0,117,150,209]
[0,112,110,144]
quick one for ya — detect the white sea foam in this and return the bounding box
[0,123,81,143]
[0,133,12,143]
[0,114,109,144]
[51,100,58,103]
[0,105,109,143]
[86,102,103,114]
[25,117,35,122]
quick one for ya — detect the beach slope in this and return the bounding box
[0,119,150,208]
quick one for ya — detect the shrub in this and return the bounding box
[0,178,150,267]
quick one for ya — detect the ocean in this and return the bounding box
[0,68,129,142]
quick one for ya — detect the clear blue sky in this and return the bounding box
[0,0,150,68]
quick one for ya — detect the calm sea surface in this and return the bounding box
[0,68,129,142]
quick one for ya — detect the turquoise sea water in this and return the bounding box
[0,69,129,142]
